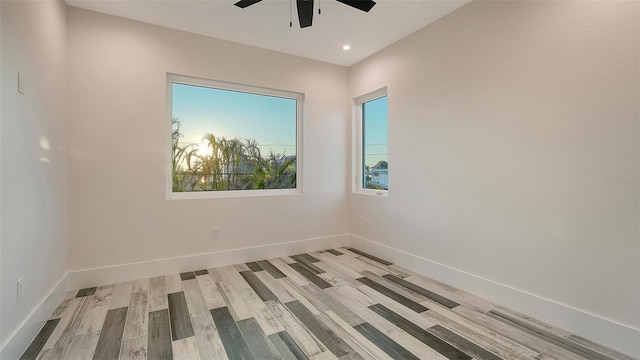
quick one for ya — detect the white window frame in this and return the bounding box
[353,87,388,196]
[166,73,304,200]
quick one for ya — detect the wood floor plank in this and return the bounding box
[179,272,196,281]
[268,331,310,360]
[264,300,326,357]
[382,274,460,309]
[213,266,285,334]
[353,322,419,360]
[322,310,392,360]
[346,248,393,266]
[171,337,202,360]
[237,317,282,360]
[167,292,195,341]
[182,278,228,359]
[487,310,615,360]
[301,284,364,327]
[92,307,128,360]
[453,306,587,360]
[256,260,287,279]
[424,305,537,360]
[254,271,297,303]
[76,287,97,298]
[285,300,354,358]
[76,285,115,336]
[568,335,636,360]
[41,296,92,360]
[109,282,133,310]
[123,279,149,340]
[356,277,428,313]
[270,258,311,286]
[360,271,430,304]
[245,262,264,272]
[289,262,332,289]
[240,270,278,301]
[119,335,147,360]
[195,272,227,309]
[427,324,503,360]
[40,297,85,355]
[369,304,472,360]
[290,255,326,274]
[20,319,60,360]
[147,309,172,360]
[64,332,100,360]
[148,276,168,312]
[49,291,77,320]
[325,249,343,256]
[210,307,254,360]
[165,274,183,294]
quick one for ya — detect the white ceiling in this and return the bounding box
[65,0,470,67]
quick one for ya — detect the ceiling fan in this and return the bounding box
[234,0,376,28]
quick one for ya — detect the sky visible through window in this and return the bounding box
[172,83,297,157]
[363,96,388,169]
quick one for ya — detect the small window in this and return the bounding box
[354,88,388,195]
[167,74,303,199]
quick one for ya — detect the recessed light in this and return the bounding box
[342,44,351,51]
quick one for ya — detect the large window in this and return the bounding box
[354,88,388,195]
[167,74,303,199]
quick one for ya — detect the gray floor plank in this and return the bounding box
[428,324,503,360]
[382,274,460,308]
[285,300,354,358]
[210,307,255,360]
[257,260,287,279]
[147,309,173,360]
[240,270,278,301]
[76,287,97,298]
[237,317,282,360]
[356,277,428,313]
[92,307,128,360]
[353,322,419,360]
[346,248,393,266]
[368,304,471,360]
[289,262,333,289]
[167,292,194,341]
[269,331,310,360]
[325,249,343,256]
[20,319,60,360]
[245,262,264,272]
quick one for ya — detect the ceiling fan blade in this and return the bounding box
[336,0,376,12]
[297,0,314,28]
[234,0,263,9]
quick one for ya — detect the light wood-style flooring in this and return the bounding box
[21,247,635,360]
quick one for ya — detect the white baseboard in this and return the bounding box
[0,274,69,360]
[68,234,349,289]
[348,235,640,359]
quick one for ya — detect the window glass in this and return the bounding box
[362,96,388,191]
[168,75,302,198]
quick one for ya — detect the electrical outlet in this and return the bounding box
[362,218,369,230]
[211,228,221,240]
[17,72,25,94]
[16,277,23,301]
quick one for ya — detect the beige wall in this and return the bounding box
[349,0,639,332]
[66,8,350,270]
[1,0,68,351]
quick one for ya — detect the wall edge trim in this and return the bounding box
[0,273,70,360]
[348,235,640,358]
[68,234,349,289]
